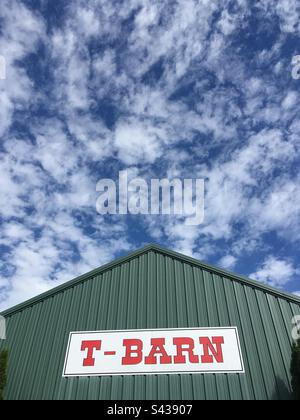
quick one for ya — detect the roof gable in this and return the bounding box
[2,243,300,316]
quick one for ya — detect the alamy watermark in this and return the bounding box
[292,55,300,80]
[0,315,6,340]
[96,171,205,226]
[292,315,300,341]
[0,55,6,80]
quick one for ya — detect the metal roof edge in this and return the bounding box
[0,244,155,317]
[149,244,300,305]
[2,243,300,317]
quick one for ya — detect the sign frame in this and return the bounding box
[63,327,245,378]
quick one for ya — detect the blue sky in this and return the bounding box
[0,0,300,310]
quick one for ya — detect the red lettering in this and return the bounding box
[173,337,199,364]
[81,340,101,367]
[122,339,143,365]
[200,336,224,363]
[145,338,172,365]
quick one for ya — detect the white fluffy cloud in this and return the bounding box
[0,0,300,310]
[0,0,45,136]
[219,255,237,270]
[250,257,298,288]
[115,119,165,165]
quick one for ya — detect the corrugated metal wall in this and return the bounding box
[1,248,300,400]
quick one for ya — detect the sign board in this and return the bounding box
[63,327,244,377]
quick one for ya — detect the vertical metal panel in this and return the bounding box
[1,247,300,400]
[223,280,254,400]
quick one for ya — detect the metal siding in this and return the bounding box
[1,248,300,400]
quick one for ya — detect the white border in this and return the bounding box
[62,327,245,377]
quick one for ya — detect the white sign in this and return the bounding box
[63,327,244,377]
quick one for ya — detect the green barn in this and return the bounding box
[0,244,300,400]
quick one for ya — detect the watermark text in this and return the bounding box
[96,171,205,226]
[0,315,6,340]
[292,55,300,80]
[292,315,300,341]
[0,55,6,80]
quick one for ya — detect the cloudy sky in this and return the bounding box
[0,0,300,310]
